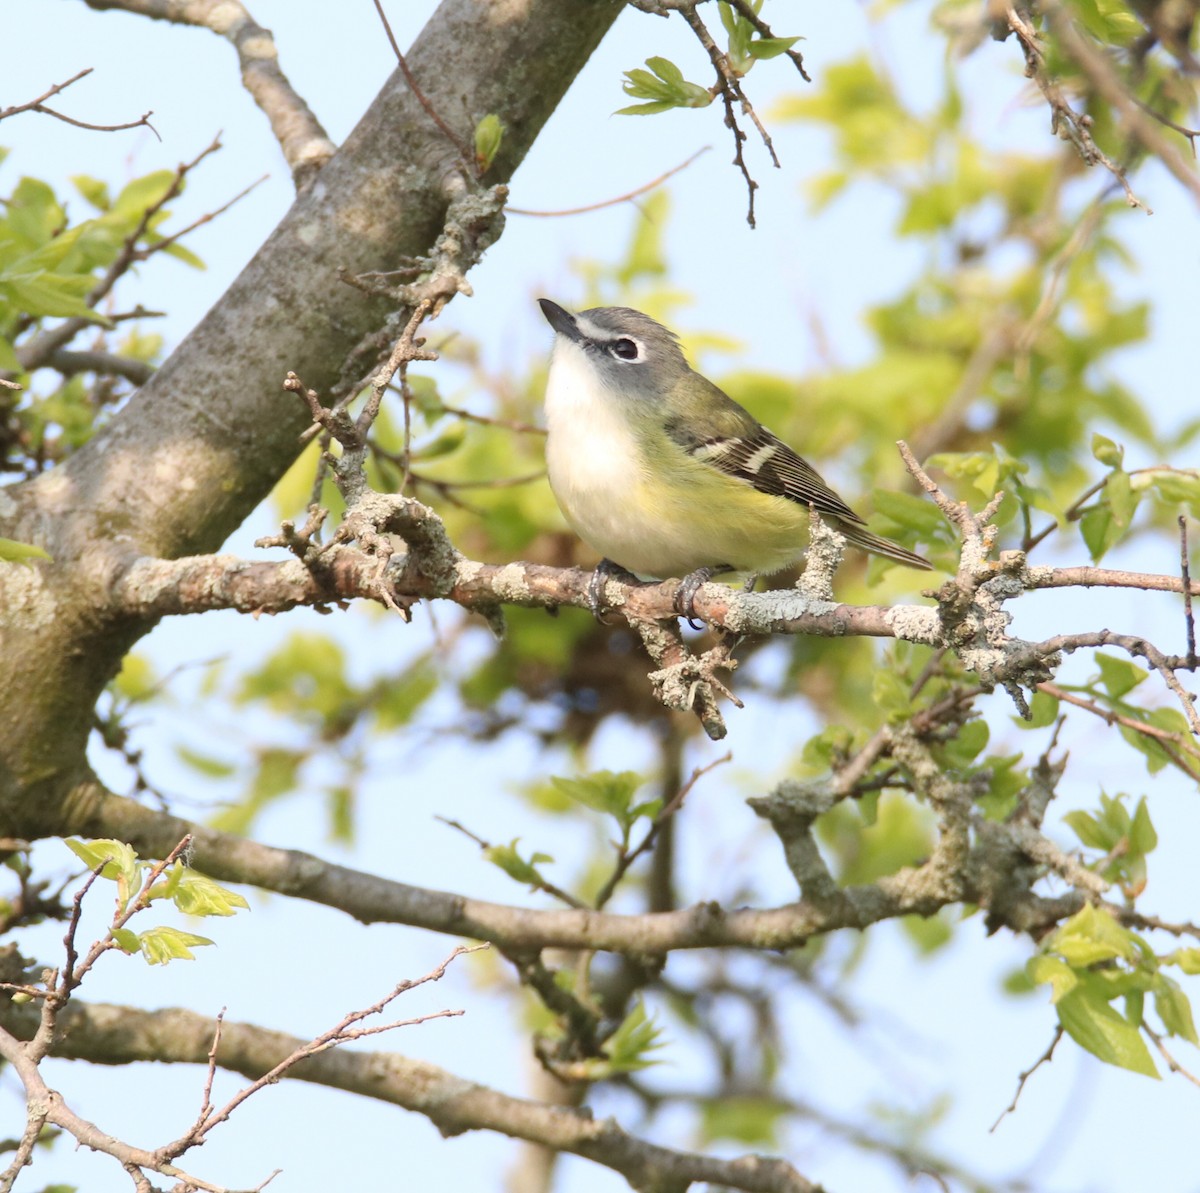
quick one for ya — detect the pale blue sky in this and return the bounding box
[5,3,1200,1192]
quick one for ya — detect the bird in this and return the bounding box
[537,298,931,618]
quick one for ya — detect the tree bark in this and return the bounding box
[0,0,623,837]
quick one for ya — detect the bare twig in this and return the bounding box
[159,945,479,1158]
[991,1026,1064,1130]
[1181,516,1197,666]
[1145,1022,1200,1088]
[508,148,710,216]
[678,5,777,227]
[0,67,158,138]
[372,0,472,169]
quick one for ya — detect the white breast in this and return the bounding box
[543,340,653,570]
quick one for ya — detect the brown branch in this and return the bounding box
[1006,5,1151,211]
[592,752,732,911]
[80,0,335,186]
[1037,682,1200,782]
[1029,565,1200,596]
[372,0,473,170]
[679,4,774,227]
[1041,0,1200,207]
[37,350,155,387]
[507,147,710,216]
[990,1026,1063,1131]
[1181,517,1197,665]
[0,67,157,137]
[0,997,821,1193]
[70,776,1084,959]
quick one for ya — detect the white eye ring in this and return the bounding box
[609,337,642,362]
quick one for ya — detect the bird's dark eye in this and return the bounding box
[610,338,640,361]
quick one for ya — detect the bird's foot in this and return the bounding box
[587,558,640,620]
[673,566,731,628]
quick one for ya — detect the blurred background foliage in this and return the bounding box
[5,0,1200,1186]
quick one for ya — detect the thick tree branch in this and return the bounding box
[63,776,1086,957]
[79,0,336,187]
[0,997,821,1193]
[0,0,624,849]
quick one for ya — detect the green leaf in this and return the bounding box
[550,770,646,836]
[936,718,988,769]
[1155,977,1198,1045]
[1057,983,1159,1077]
[176,744,237,778]
[112,654,158,703]
[699,1096,786,1146]
[0,537,51,565]
[2,273,103,321]
[111,171,177,219]
[595,1000,666,1074]
[1129,797,1157,857]
[151,866,250,917]
[869,488,947,537]
[1027,953,1078,1002]
[1063,809,1109,851]
[483,839,554,889]
[1047,904,1138,967]
[619,58,711,114]
[1168,948,1200,975]
[110,927,141,955]
[1091,432,1124,467]
[65,838,142,907]
[473,114,505,173]
[71,174,111,211]
[1094,653,1148,699]
[747,36,800,60]
[136,925,214,965]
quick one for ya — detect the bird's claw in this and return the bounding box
[673,567,718,629]
[587,559,638,620]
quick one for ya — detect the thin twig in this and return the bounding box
[1041,0,1200,207]
[991,1026,1063,1130]
[592,752,732,910]
[0,67,158,138]
[1006,5,1151,212]
[372,0,472,169]
[1144,1022,1200,1088]
[678,5,775,227]
[1181,516,1197,666]
[1038,681,1200,782]
[507,148,710,216]
[435,816,588,910]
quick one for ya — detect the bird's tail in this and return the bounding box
[830,519,933,571]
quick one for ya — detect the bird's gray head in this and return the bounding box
[538,299,689,397]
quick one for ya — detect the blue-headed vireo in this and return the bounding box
[538,299,931,617]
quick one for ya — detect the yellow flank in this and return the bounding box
[555,440,810,579]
